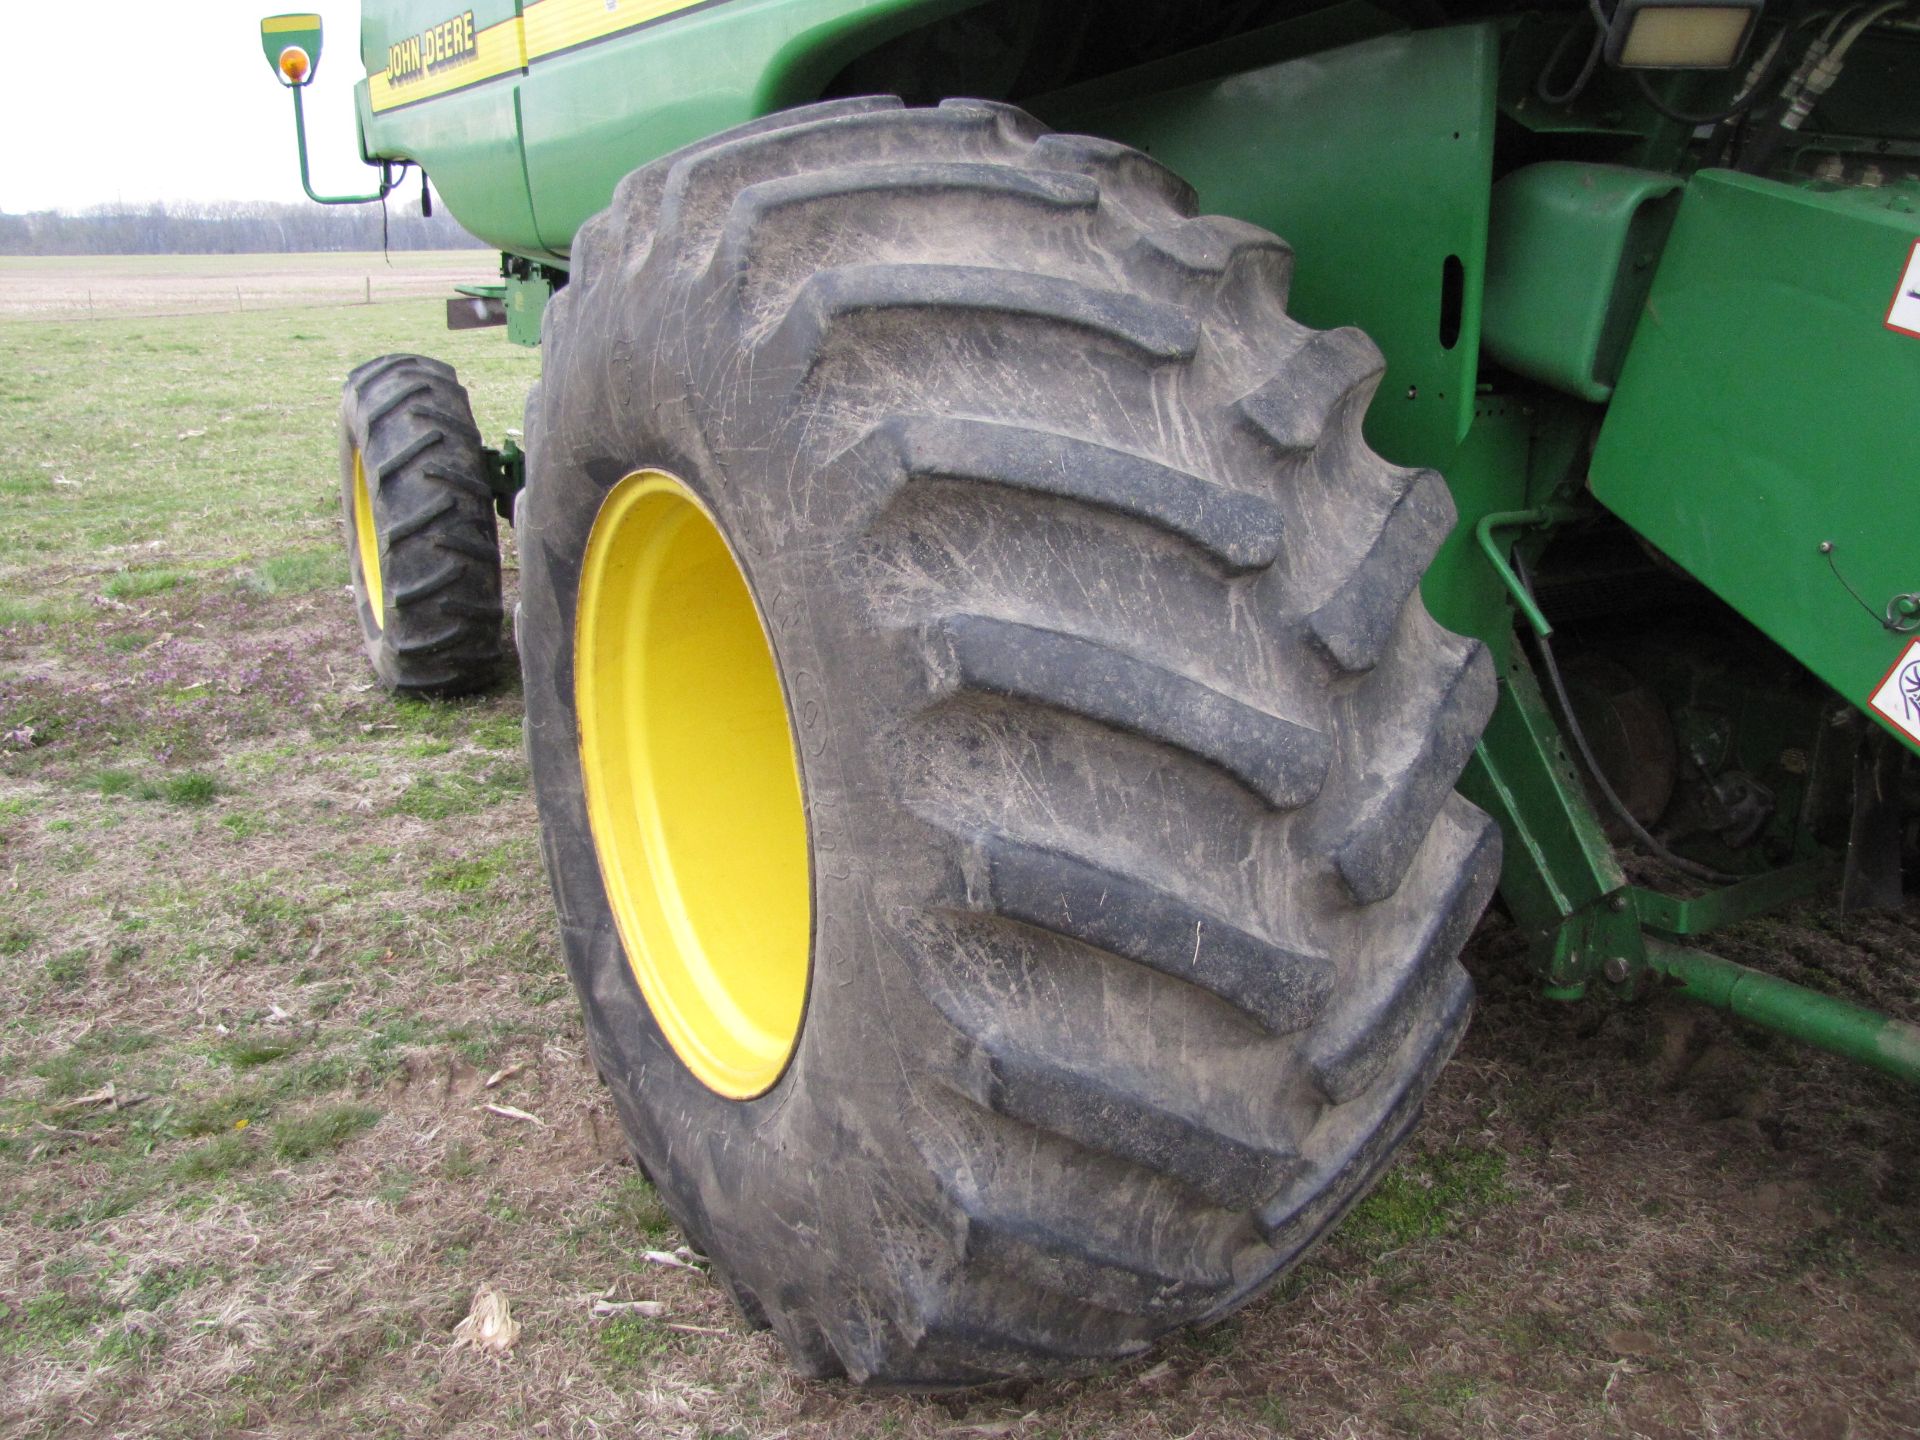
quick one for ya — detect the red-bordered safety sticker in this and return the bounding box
[1867,637,1920,745]
[1887,238,1920,340]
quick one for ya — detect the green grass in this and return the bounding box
[0,1291,110,1357]
[0,596,86,626]
[103,567,191,600]
[426,855,503,893]
[244,546,347,596]
[92,768,140,797]
[605,1176,677,1245]
[31,1050,109,1099]
[272,1103,381,1161]
[170,1089,271,1138]
[1344,1143,1514,1253]
[88,768,219,805]
[219,1036,302,1070]
[392,773,492,820]
[170,1134,259,1182]
[150,773,218,806]
[597,1314,681,1370]
[72,1027,159,1057]
[44,949,89,987]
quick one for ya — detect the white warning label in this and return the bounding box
[1868,638,1920,745]
[1887,239,1920,339]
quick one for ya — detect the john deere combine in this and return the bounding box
[260,0,1920,1383]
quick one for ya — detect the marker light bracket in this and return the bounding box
[260,12,405,206]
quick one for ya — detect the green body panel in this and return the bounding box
[1042,23,1498,471]
[1459,644,1637,996]
[356,0,976,259]
[516,0,976,254]
[1631,860,1835,941]
[1589,172,1920,757]
[353,60,540,252]
[1038,22,1540,670]
[1481,163,1681,403]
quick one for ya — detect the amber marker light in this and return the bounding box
[279,45,312,84]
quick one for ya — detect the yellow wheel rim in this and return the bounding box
[350,448,384,628]
[575,470,812,1099]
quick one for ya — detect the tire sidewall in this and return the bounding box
[337,396,388,664]
[518,279,957,1366]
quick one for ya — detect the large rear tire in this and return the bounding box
[338,354,503,696]
[519,97,1500,1384]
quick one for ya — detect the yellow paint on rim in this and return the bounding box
[350,448,384,628]
[575,470,811,1099]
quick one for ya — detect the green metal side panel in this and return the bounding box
[1039,26,1692,986]
[517,0,977,255]
[1590,172,1920,756]
[1481,163,1682,403]
[1040,23,1535,658]
[356,0,975,259]
[357,0,542,257]
[1042,23,1499,470]
[358,80,544,258]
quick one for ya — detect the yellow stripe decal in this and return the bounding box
[369,11,527,113]
[367,0,726,113]
[523,0,719,61]
[262,14,322,35]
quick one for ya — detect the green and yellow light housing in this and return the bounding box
[260,12,324,86]
[1604,0,1763,69]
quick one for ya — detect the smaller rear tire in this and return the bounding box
[339,353,503,696]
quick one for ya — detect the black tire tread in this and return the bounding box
[876,414,1284,572]
[339,354,502,697]
[524,98,1499,1385]
[775,263,1200,375]
[958,829,1334,1036]
[928,613,1330,810]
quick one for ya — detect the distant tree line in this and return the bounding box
[0,198,487,255]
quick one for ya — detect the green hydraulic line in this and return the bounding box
[290,84,402,206]
[1475,505,1581,639]
[1645,938,1920,1087]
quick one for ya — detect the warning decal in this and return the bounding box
[1888,238,1920,339]
[1868,638,1920,745]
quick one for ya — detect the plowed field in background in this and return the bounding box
[0,252,488,320]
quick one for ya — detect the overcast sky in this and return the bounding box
[1,1,377,211]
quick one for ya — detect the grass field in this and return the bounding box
[2,256,1918,1438]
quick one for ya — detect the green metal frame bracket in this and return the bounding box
[1645,940,1920,1086]
[1459,641,1641,997]
[482,435,525,523]
[1629,859,1838,940]
[1476,504,1581,638]
[503,260,562,348]
[289,85,403,207]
